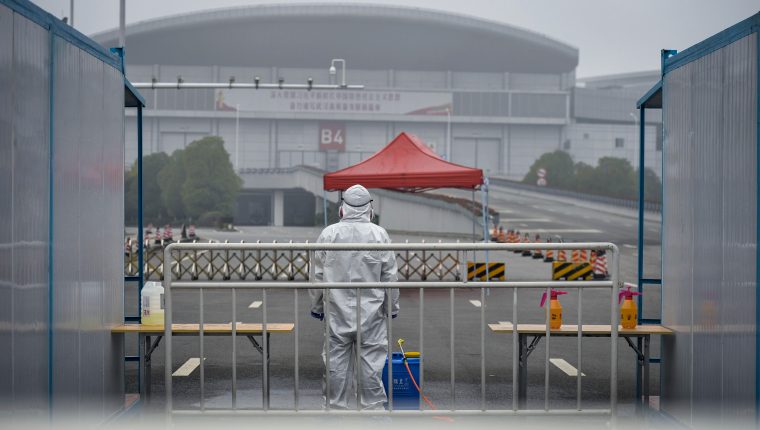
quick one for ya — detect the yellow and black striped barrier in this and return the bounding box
[467,262,506,281]
[552,261,592,281]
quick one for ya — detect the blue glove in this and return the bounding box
[311,311,324,321]
[392,313,398,319]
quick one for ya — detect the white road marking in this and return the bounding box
[623,244,636,249]
[581,215,591,220]
[249,300,263,309]
[520,229,603,234]
[498,321,511,325]
[173,358,205,377]
[519,223,528,227]
[502,218,553,223]
[469,300,482,307]
[550,358,586,377]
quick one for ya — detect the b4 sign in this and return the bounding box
[319,122,346,151]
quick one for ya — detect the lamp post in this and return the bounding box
[235,104,240,172]
[329,59,347,87]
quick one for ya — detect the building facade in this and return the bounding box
[93,4,580,180]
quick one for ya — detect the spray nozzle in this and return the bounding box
[540,289,568,307]
[618,283,641,303]
[397,338,407,361]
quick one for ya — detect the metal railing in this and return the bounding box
[127,239,464,281]
[163,241,620,419]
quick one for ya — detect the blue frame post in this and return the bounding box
[637,107,646,324]
[635,106,646,404]
[137,105,144,321]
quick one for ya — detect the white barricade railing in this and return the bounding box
[162,242,620,420]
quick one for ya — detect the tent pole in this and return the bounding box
[482,178,490,280]
[471,189,476,242]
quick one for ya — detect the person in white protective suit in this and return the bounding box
[310,184,399,410]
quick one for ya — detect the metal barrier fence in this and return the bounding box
[126,239,464,281]
[163,242,620,419]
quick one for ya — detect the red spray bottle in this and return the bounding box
[618,283,641,329]
[540,289,568,329]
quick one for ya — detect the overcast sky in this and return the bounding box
[34,0,759,78]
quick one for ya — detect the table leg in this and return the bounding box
[145,335,152,403]
[636,336,642,411]
[266,333,271,404]
[518,334,527,409]
[643,335,650,407]
[139,334,146,403]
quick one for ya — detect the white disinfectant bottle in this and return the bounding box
[141,281,165,325]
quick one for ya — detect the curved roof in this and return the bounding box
[92,3,578,73]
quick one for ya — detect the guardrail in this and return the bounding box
[126,240,465,281]
[490,177,662,213]
[162,241,620,420]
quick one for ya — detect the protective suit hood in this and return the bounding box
[341,184,373,222]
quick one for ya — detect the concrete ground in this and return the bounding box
[124,183,663,419]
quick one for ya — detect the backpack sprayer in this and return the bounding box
[396,338,437,411]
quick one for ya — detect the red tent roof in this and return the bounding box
[323,132,484,191]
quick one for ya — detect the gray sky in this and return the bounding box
[35,0,759,78]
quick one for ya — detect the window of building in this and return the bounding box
[583,133,589,139]
[563,139,571,150]
[615,137,624,148]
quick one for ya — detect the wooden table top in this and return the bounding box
[111,323,295,334]
[488,323,673,336]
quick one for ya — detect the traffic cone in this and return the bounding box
[572,249,580,264]
[513,231,523,253]
[580,249,588,263]
[532,234,544,259]
[498,226,506,243]
[521,233,532,257]
[544,238,554,262]
[154,228,162,245]
[594,251,608,279]
[557,248,567,262]
[188,225,196,238]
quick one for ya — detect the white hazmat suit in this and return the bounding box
[310,184,399,409]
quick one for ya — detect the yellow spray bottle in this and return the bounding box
[540,289,568,329]
[618,284,641,329]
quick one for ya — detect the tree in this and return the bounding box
[179,136,242,220]
[157,150,187,220]
[574,162,596,192]
[125,152,170,224]
[523,150,575,190]
[592,157,637,199]
[637,167,662,203]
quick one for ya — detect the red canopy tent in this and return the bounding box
[322,133,491,241]
[323,132,483,192]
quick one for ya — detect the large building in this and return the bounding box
[92,4,661,225]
